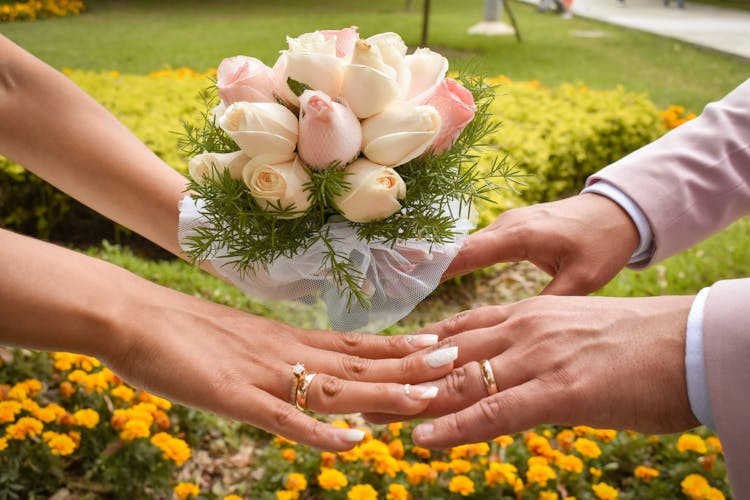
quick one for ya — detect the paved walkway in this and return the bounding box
[567,0,750,60]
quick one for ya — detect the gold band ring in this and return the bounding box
[290,363,306,405]
[295,373,317,411]
[480,359,498,396]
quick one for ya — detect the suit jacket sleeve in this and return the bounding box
[587,78,750,498]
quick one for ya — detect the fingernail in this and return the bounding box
[407,334,438,347]
[404,384,439,400]
[338,428,366,442]
[414,422,434,441]
[426,346,458,368]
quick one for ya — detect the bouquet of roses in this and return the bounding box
[178,27,511,331]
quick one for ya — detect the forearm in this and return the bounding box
[0,35,187,256]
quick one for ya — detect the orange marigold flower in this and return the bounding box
[449,475,475,496]
[556,454,584,474]
[358,439,390,461]
[276,491,299,500]
[224,495,244,500]
[318,468,348,491]
[594,429,617,443]
[573,438,602,459]
[592,482,618,500]
[43,431,76,456]
[484,461,517,486]
[411,445,431,459]
[285,473,307,491]
[430,460,450,473]
[274,435,296,446]
[174,482,200,500]
[387,422,404,437]
[281,448,297,463]
[137,391,172,410]
[493,435,514,448]
[320,451,336,467]
[405,462,435,486]
[634,465,659,480]
[151,434,191,465]
[347,484,378,500]
[0,400,22,424]
[110,385,135,403]
[706,436,722,454]
[0,437,7,452]
[527,435,555,459]
[386,483,409,500]
[59,381,75,398]
[388,438,405,459]
[526,464,556,487]
[6,416,43,440]
[677,434,707,454]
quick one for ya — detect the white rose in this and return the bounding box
[334,158,406,223]
[274,31,344,106]
[403,48,448,102]
[341,39,401,119]
[188,150,250,183]
[366,32,410,92]
[242,155,312,218]
[361,102,442,167]
[218,102,298,159]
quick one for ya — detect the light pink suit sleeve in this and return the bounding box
[587,78,750,497]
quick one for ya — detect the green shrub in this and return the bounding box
[476,79,665,226]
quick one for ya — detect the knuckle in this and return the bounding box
[444,364,472,396]
[318,374,346,399]
[340,355,371,379]
[447,310,470,333]
[272,401,300,429]
[477,396,504,424]
[339,331,363,350]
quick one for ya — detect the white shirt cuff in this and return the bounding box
[581,182,654,264]
[685,287,715,429]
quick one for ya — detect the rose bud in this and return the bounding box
[341,39,401,119]
[297,90,362,169]
[242,155,312,218]
[366,32,410,91]
[218,102,298,159]
[216,55,276,106]
[320,26,360,59]
[417,78,476,153]
[334,158,406,223]
[361,102,441,167]
[188,150,250,183]
[403,48,449,103]
[273,30,345,107]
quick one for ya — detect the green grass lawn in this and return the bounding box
[2,0,748,111]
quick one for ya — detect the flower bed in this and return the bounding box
[0,0,85,22]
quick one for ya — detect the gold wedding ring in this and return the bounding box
[290,362,306,405]
[295,373,317,411]
[480,359,498,396]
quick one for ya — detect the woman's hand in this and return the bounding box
[443,193,641,295]
[365,294,699,448]
[0,229,457,451]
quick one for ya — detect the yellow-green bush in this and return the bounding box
[476,78,665,226]
[0,0,85,22]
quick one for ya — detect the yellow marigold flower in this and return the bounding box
[573,438,602,459]
[405,462,435,486]
[592,482,618,500]
[450,442,490,460]
[387,422,404,437]
[528,456,548,467]
[514,477,525,494]
[120,418,150,440]
[276,491,299,500]
[110,385,135,403]
[152,435,191,465]
[430,460,450,473]
[285,473,307,491]
[526,464,556,487]
[281,448,296,463]
[386,483,409,500]
[528,435,555,459]
[44,431,76,456]
[449,459,472,474]
[6,384,29,401]
[556,430,575,451]
[590,467,602,478]
[318,468,348,491]
[706,488,726,500]
[539,491,559,500]
[224,495,244,500]
[138,391,172,410]
[563,497,577,500]
[556,454,583,474]
[706,436,722,454]
[572,425,595,436]
[31,404,57,423]
[331,419,350,429]
[634,465,659,480]
[494,434,514,447]
[484,461,517,486]
[6,416,43,440]
[411,445,431,459]
[338,446,359,462]
[677,434,708,454]
[72,408,100,429]
[375,455,400,478]
[0,437,7,452]
[681,474,710,499]
[593,429,617,442]
[448,475,475,496]
[0,400,22,424]
[320,451,336,467]
[347,484,378,500]
[174,481,200,500]
[20,379,42,396]
[358,439,390,461]
[388,438,404,459]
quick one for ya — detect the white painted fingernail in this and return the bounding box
[405,385,439,400]
[426,346,458,368]
[339,428,366,442]
[407,334,439,347]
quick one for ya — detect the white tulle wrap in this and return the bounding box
[178,195,472,332]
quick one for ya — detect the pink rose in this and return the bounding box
[418,78,476,153]
[217,56,276,105]
[297,90,362,169]
[320,26,360,59]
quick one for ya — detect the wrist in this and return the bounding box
[579,192,640,256]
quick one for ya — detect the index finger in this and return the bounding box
[443,222,526,281]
